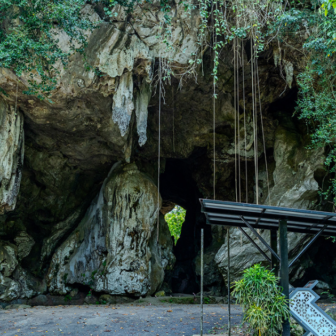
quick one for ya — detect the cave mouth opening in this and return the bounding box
[160,156,212,294]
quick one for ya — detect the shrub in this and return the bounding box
[232,264,290,336]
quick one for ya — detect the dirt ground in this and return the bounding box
[0,296,243,336]
[0,297,335,336]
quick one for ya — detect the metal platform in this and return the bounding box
[200,199,336,235]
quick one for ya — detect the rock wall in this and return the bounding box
[211,121,327,286]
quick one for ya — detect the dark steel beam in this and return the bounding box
[200,199,336,219]
[289,224,328,268]
[237,227,271,263]
[279,219,290,336]
[201,204,336,227]
[271,230,279,276]
[255,208,266,225]
[302,216,332,233]
[206,219,336,235]
[240,216,281,261]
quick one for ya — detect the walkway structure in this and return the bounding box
[200,199,336,336]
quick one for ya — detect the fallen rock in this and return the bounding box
[99,294,115,304]
[316,281,330,290]
[6,304,31,309]
[84,294,99,305]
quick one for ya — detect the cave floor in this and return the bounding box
[0,303,244,336]
[1,302,335,336]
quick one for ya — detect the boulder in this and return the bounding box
[47,162,173,297]
[99,294,115,304]
[316,281,330,290]
[84,294,98,305]
[28,294,48,306]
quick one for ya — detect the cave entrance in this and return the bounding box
[160,158,211,294]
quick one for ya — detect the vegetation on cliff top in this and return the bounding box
[1,0,336,205]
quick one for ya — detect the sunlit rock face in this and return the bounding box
[47,163,174,296]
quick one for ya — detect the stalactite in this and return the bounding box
[112,71,134,137]
[135,80,151,147]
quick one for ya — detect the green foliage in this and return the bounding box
[232,264,290,336]
[0,0,98,99]
[283,4,336,205]
[165,205,186,245]
[321,0,336,16]
[0,0,180,98]
[195,0,283,86]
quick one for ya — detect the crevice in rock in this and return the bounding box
[160,156,212,294]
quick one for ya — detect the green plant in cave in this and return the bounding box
[232,264,290,336]
[165,205,186,245]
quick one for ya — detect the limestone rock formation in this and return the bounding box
[14,232,35,261]
[214,124,325,284]
[0,241,42,301]
[112,72,135,137]
[47,162,174,296]
[0,0,334,304]
[0,97,24,214]
[266,125,325,209]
